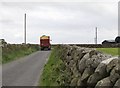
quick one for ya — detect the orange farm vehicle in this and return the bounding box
[40,35,51,50]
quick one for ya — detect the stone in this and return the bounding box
[73,71,81,78]
[89,49,98,58]
[81,67,94,82]
[81,48,90,55]
[77,78,86,87]
[69,60,75,67]
[72,66,80,77]
[95,77,113,87]
[91,59,101,69]
[78,53,89,74]
[107,58,119,73]
[66,56,72,61]
[114,79,120,88]
[85,58,93,67]
[95,63,108,76]
[70,78,78,86]
[109,66,120,84]
[86,55,101,69]
[66,48,72,56]
[101,56,116,65]
[66,64,71,72]
[87,73,103,87]
[70,63,76,72]
[77,48,86,60]
[94,57,117,76]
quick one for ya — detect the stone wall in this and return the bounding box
[58,45,120,87]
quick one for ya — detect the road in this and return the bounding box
[2,51,50,86]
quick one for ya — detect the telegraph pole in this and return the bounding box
[24,13,26,44]
[95,27,98,44]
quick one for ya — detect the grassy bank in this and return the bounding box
[2,44,39,64]
[96,48,120,56]
[40,45,67,86]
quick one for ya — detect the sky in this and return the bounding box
[0,0,119,44]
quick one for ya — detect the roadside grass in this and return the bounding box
[40,46,66,86]
[2,44,39,64]
[96,48,120,56]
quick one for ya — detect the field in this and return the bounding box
[96,48,120,56]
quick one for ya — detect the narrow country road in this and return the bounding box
[2,51,50,86]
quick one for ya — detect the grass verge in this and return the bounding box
[39,45,66,86]
[96,48,120,56]
[2,44,39,64]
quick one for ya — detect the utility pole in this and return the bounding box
[24,13,26,44]
[95,27,97,44]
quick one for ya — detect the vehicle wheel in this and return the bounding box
[41,48,44,50]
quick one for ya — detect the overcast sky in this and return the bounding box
[0,0,119,44]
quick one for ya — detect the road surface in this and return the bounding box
[2,51,50,86]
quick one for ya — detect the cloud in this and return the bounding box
[0,1,118,44]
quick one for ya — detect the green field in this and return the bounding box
[96,48,120,56]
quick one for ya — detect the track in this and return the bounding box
[2,51,50,86]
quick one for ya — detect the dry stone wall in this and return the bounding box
[58,45,120,87]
